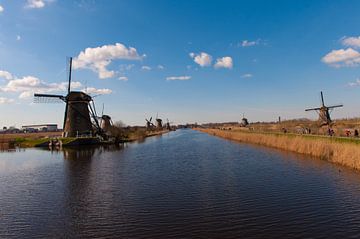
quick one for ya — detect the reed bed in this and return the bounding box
[197,128,360,171]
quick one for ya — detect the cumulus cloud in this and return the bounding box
[342,36,360,48]
[25,0,54,9]
[141,65,151,71]
[0,5,4,12]
[166,76,191,81]
[214,56,233,69]
[241,73,253,78]
[189,52,212,67]
[73,43,144,79]
[322,48,360,67]
[0,69,113,102]
[157,65,165,70]
[0,70,14,80]
[0,97,14,104]
[83,87,112,95]
[118,76,128,81]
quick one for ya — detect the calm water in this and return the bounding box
[1,130,360,238]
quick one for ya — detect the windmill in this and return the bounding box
[146,117,155,129]
[166,118,174,130]
[155,113,163,129]
[34,57,102,137]
[240,113,249,127]
[305,91,343,127]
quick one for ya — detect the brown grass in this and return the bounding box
[197,128,360,171]
[0,132,62,143]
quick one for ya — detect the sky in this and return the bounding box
[1,0,360,127]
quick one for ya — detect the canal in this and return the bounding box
[1,129,360,238]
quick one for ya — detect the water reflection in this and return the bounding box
[1,131,360,238]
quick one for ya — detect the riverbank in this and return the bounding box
[196,128,360,170]
[0,129,169,149]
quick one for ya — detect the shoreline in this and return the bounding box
[0,130,170,149]
[196,128,360,171]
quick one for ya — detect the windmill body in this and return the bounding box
[63,91,93,137]
[156,118,163,128]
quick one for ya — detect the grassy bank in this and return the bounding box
[0,129,169,148]
[197,128,360,170]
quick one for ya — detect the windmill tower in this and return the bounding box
[166,118,173,130]
[155,114,163,128]
[34,57,101,137]
[305,91,343,127]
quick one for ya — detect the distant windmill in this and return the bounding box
[155,113,163,128]
[34,57,102,137]
[146,117,155,129]
[305,91,343,127]
[240,113,249,127]
[166,118,173,130]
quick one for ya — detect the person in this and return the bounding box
[355,129,359,138]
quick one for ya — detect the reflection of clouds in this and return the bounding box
[0,149,61,175]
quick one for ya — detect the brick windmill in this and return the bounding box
[305,91,343,127]
[34,57,102,137]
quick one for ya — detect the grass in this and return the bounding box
[197,128,360,171]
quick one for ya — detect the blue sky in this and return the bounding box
[1,0,360,127]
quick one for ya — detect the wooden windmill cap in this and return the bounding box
[66,91,92,102]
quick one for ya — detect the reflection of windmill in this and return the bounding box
[34,57,102,137]
[146,117,155,129]
[305,91,343,127]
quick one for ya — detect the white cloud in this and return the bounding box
[342,36,360,48]
[241,40,259,47]
[166,76,191,81]
[0,97,14,104]
[214,56,233,69]
[322,48,360,67]
[241,73,253,78]
[0,69,113,102]
[16,35,21,41]
[19,91,33,99]
[239,39,266,47]
[25,0,54,9]
[83,87,112,95]
[347,78,360,87]
[0,70,83,101]
[0,5,4,13]
[73,43,144,79]
[189,52,212,67]
[119,76,128,81]
[0,70,14,80]
[141,65,151,71]
[157,65,165,70]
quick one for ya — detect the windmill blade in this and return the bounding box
[67,57,73,95]
[305,107,321,111]
[34,93,65,103]
[328,104,343,109]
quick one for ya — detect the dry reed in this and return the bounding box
[197,128,360,171]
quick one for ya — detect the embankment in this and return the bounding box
[197,128,360,170]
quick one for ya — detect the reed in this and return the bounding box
[197,128,360,170]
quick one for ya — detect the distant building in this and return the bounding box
[22,124,58,132]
